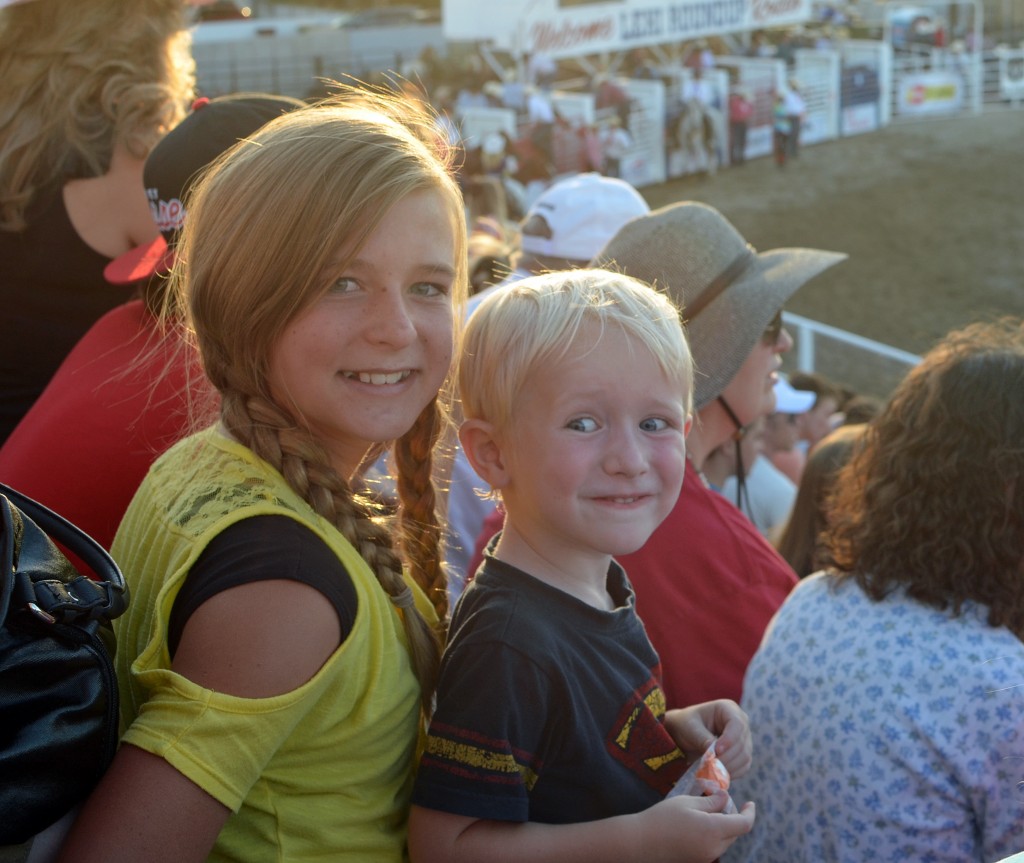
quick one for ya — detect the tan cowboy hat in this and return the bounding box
[591,201,847,410]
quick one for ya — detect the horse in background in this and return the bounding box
[675,98,724,176]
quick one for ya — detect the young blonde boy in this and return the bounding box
[410,270,756,863]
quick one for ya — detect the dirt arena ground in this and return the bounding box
[643,107,1024,399]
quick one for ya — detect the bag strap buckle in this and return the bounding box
[30,575,115,624]
[26,602,57,625]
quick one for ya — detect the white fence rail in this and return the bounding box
[783,311,921,398]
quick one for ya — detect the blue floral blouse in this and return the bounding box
[725,572,1024,863]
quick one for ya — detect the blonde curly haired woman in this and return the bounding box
[0,0,194,442]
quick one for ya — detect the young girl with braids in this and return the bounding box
[58,91,466,863]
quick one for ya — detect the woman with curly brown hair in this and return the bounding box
[726,318,1024,863]
[0,0,194,442]
[57,90,466,862]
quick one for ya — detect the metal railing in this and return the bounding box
[783,311,921,398]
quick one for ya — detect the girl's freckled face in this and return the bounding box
[267,189,456,476]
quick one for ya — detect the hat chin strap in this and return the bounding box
[717,395,745,438]
[717,396,750,513]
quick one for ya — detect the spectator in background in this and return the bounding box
[728,85,753,166]
[783,79,807,159]
[466,172,651,315]
[723,378,814,540]
[598,116,633,178]
[526,83,558,172]
[446,174,650,594]
[813,24,837,51]
[593,74,633,129]
[581,123,605,174]
[727,318,1024,863]
[774,422,867,578]
[788,370,843,451]
[466,217,513,296]
[591,202,846,709]
[775,29,803,66]
[839,391,883,425]
[0,95,304,552]
[526,50,558,88]
[496,68,527,111]
[772,93,791,168]
[0,0,194,444]
[683,67,717,108]
[462,134,519,228]
[760,375,817,484]
[454,76,490,117]
[685,37,717,71]
[748,30,776,57]
[410,44,444,94]
[768,370,843,482]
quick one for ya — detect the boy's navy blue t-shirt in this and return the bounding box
[412,551,687,824]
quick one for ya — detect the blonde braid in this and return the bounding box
[221,386,441,713]
[394,397,450,630]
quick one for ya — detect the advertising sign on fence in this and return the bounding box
[840,64,881,135]
[442,0,812,59]
[897,71,963,115]
[997,48,1024,103]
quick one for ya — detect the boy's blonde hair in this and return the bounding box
[172,90,468,711]
[459,269,693,433]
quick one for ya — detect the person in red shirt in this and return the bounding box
[728,86,754,166]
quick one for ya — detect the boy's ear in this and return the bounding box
[459,419,511,490]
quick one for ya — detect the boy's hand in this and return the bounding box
[664,700,752,779]
[635,792,755,863]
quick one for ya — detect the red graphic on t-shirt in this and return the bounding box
[605,671,686,794]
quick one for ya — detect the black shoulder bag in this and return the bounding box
[0,483,129,845]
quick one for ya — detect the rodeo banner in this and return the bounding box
[442,0,813,58]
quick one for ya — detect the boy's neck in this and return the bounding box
[492,526,617,612]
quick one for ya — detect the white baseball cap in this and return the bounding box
[774,376,817,414]
[519,172,650,262]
